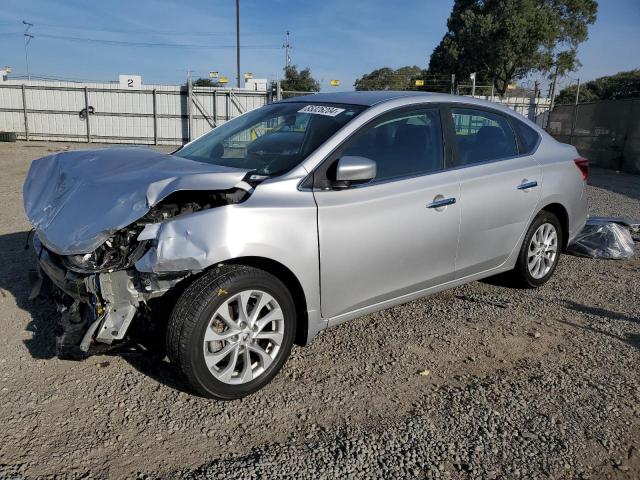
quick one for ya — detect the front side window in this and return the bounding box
[175,102,365,177]
[451,108,518,165]
[341,108,444,181]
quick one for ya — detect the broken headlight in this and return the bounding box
[61,230,150,273]
[62,252,100,272]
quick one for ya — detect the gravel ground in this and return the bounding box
[0,141,638,480]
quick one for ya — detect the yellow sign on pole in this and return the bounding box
[507,83,517,90]
[219,76,229,84]
[330,79,340,87]
[415,79,425,86]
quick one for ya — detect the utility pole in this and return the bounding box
[569,78,581,145]
[283,31,291,72]
[235,0,240,88]
[450,74,455,95]
[22,21,34,81]
[470,72,476,97]
[531,80,540,122]
[187,70,193,141]
[548,63,559,112]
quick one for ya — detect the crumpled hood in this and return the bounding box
[23,147,250,255]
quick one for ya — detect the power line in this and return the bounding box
[28,21,279,37]
[18,32,281,49]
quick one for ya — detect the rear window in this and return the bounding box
[511,119,540,154]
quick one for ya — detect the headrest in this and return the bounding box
[476,125,506,144]
[394,123,430,150]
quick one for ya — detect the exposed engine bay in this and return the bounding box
[30,187,250,359]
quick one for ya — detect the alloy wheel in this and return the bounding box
[527,222,558,279]
[202,290,284,385]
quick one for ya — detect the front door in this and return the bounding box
[313,107,461,319]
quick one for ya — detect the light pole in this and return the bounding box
[23,21,34,81]
[235,0,240,88]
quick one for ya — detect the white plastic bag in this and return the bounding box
[568,217,636,259]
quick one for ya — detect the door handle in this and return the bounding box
[427,197,456,209]
[517,180,538,190]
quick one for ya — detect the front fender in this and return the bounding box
[135,191,323,341]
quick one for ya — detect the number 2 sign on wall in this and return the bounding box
[118,75,142,89]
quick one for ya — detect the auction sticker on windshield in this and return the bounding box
[298,105,346,117]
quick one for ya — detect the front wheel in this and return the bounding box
[512,211,563,288]
[167,265,296,400]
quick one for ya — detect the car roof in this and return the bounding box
[279,90,430,106]
[279,90,544,131]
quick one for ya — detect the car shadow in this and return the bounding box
[0,230,59,359]
[479,271,524,289]
[115,348,194,395]
[0,230,193,394]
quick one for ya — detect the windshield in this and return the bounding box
[174,102,366,177]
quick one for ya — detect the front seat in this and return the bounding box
[390,123,430,177]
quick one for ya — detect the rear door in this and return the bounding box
[313,106,461,319]
[446,106,542,278]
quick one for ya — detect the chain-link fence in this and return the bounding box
[546,98,639,174]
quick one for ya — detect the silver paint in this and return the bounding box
[24,92,588,348]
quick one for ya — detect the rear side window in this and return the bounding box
[511,119,540,154]
[451,108,518,165]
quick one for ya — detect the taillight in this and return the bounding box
[574,157,589,180]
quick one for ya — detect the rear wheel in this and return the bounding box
[512,211,563,288]
[167,265,296,400]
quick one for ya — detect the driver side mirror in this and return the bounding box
[335,156,377,184]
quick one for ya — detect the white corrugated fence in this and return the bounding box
[0,80,550,145]
[0,80,269,145]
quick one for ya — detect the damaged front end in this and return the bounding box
[31,188,249,359]
[24,147,253,359]
[31,235,184,359]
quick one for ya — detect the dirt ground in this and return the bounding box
[0,141,638,479]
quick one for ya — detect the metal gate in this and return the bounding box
[0,80,269,145]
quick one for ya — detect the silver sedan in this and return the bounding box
[24,91,588,399]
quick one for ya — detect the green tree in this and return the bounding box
[193,78,222,87]
[281,65,320,92]
[429,0,598,95]
[555,69,640,104]
[354,66,426,91]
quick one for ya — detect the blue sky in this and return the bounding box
[0,0,638,91]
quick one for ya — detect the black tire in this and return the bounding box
[512,211,563,288]
[167,265,296,400]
